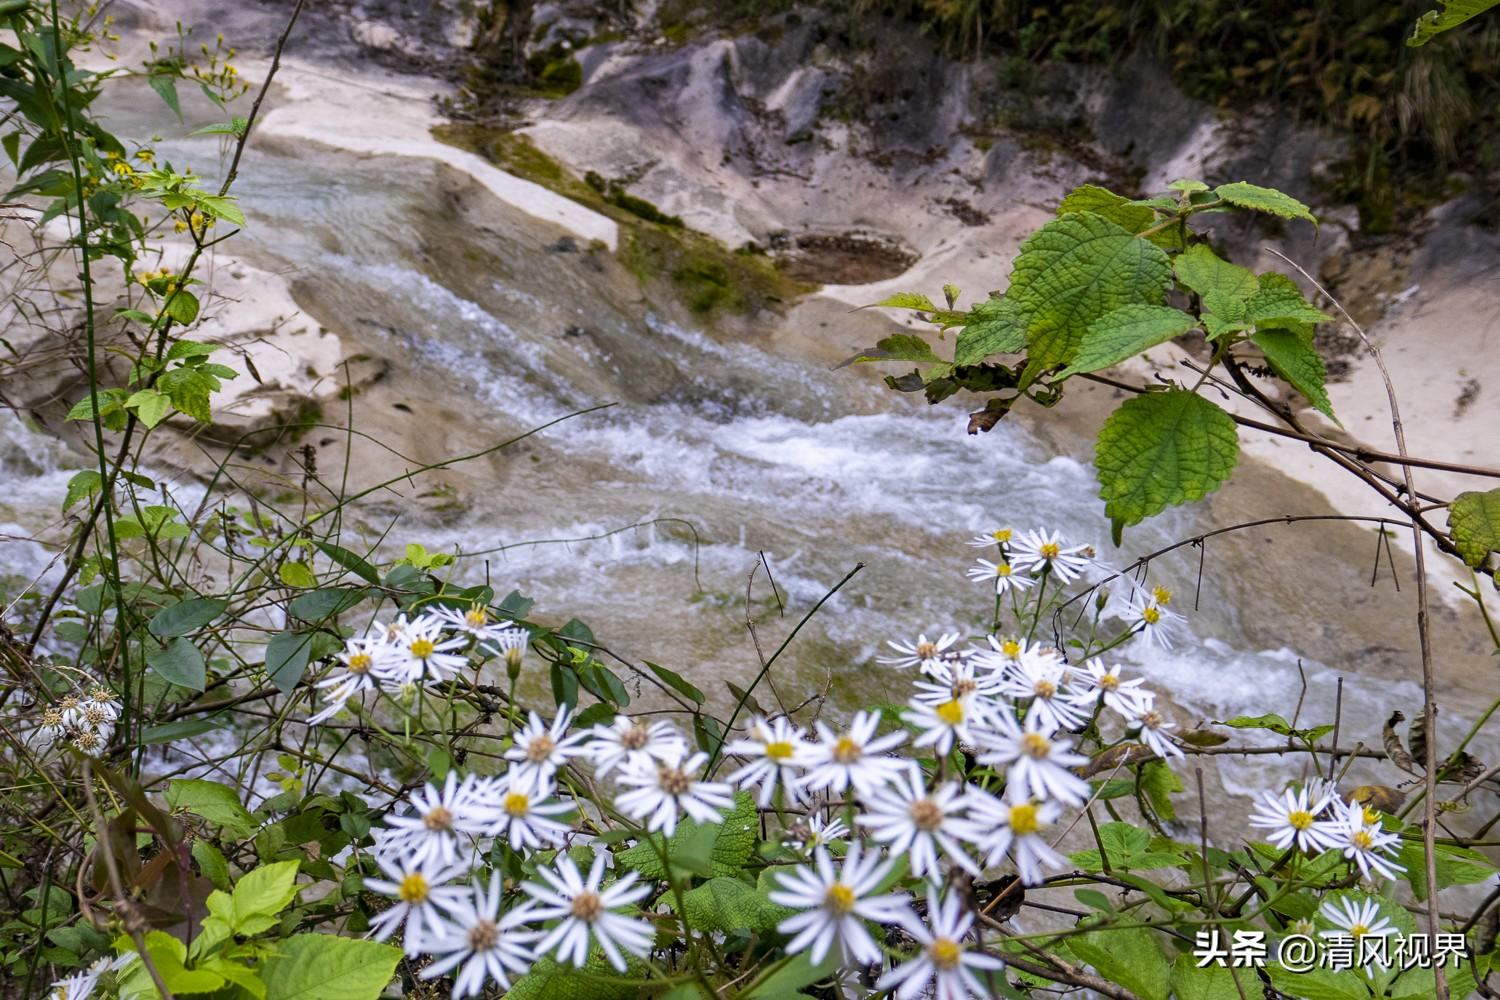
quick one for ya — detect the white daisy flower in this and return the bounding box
[1319,896,1396,968]
[783,814,850,854]
[1080,660,1153,718]
[35,706,69,746]
[856,768,980,881]
[996,649,1092,732]
[418,873,538,998]
[489,626,530,677]
[967,634,1033,676]
[1126,592,1185,650]
[46,969,102,1000]
[1010,529,1092,584]
[393,614,468,684]
[308,636,401,724]
[877,888,1006,1000]
[613,751,735,835]
[965,559,1037,596]
[878,632,965,676]
[1323,798,1405,881]
[86,685,121,724]
[973,712,1090,806]
[725,716,811,807]
[483,770,576,852]
[72,727,106,757]
[1247,786,1339,853]
[798,710,909,797]
[521,854,654,971]
[429,602,512,643]
[963,787,1068,886]
[363,853,469,956]
[58,694,85,729]
[585,715,688,779]
[904,695,982,756]
[966,527,1015,548]
[506,707,589,780]
[377,771,494,866]
[1127,707,1184,761]
[768,843,913,966]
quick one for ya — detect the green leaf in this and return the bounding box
[746,950,841,1000]
[1253,329,1337,420]
[198,195,246,226]
[1221,713,1295,735]
[278,561,317,588]
[259,934,400,1000]
[1069,926,1170,1000]
[1168,179,1209,194]
[149,75,182,119]
[232,860,301,922]
[118,930,224,996]
[287,587,367,622]
[869,291,938,312]
[1449,489,1500,567]
[191,117,250,137]
[126,388,173,428]
[1140,759,1182,822]
[1409,0,1499,44]
[645,661,705,704]
[953,296,1026,365]
[1399,839,1496,900]
[1171,956,1247,1000]
[873,334,939,362]
[191,840,232,891]
[1094,390,1239,533]
[1058,184,1155,233]
[617,792,757,879]
[680,876,790,932]
[1008,212,1173,368]
[1264,964,1371,1000]
[1244,273,1332,327]
[148,597,227,638]
[140,716,224,744]
[64,469,102,510]
[1058,304,1197,377]
[266,631,316,693]
[1213,182,1316,225]
[167,778,256,837]
[146,637,206,691]
[315,541,381,585]
[1173,244,1258,319]
[164,290,200,326]
[507,955,644,1000]
[165,339,217,362]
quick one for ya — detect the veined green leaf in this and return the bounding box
[1058,184,1154,233]
[1095,390,1239,537]
[1244,273,1332,328]
[868,291,938,312]
[1008,212,1173,369]
[148,596,227,637]
[1058,304,1197,377]
[1448,488,1500,567]
[1213,181,1316,225]
[1173,244,1258,319]
[146,637,206,691]
[1409,0,1499,45]
[953,296,1025,365]
[1252,328,1337,421]
[259,933,398,1000]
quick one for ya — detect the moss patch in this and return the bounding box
[432,125,812,318]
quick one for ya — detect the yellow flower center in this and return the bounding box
[504,792,530,816]
[619,723,649,750]
[1142,606,1162,625]
[1033,679,1057,699]
[1001,640,1021,658]
[570,891,604,921]
[409,638,435,659]
[1009,803,1040,836]
[424,806,453,831]
[658,765,693,795]
[1099,673,1119,691]
[465,607,488,627]
[1288,810,1313,831]
[1021,732,1052,758]
[929,937,963,970]
[468,918,499,950]
[1040,542,1060,559]
[936,700,965,725]
[1152,586,1173,605]
[1350,923,1369,938]
[995,562,1013,577]
[765,740,795,761]
[832,736,862,763]
[824,884,856,914]
[42,708,64,727]
[347,652,372,674]
[1352,830,1374,850]
[398,873,429,903]
[992,528,1012,542]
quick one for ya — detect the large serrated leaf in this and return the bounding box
[1251,329,1337,422]
[1057,184,1154,233]
[1213,182,1316,224]
[1095,390,1239,534]
[1058,304,1197,377]
[1244,273,1333,328]
[1068,927,1171,1000]
[679,876,790,932]
[1172,244,1258,319]
[258,934,399,1000]
[953,296,1025,365]
[1008,212,1173,369]
[1448,488,1500,567]
[508,955,644,1000]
